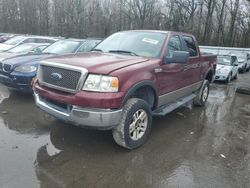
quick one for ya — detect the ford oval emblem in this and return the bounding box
[50,73,62,81]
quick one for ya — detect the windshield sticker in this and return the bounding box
[142,38,159,45]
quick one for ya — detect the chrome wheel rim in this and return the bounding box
[202,86,208,102]
[129,109,148,141]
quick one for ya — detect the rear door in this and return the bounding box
[180,35,202,87]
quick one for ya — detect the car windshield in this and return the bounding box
[8,44,35,53]
[218,56,232,65]
[237,55,246,62]
[42,40,81,55]
[4,36,25,45]
[93,31,167,58]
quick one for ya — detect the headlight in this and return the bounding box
[83,74,119,92]
[14,65,37,73]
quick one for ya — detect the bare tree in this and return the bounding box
[0,0,250,47]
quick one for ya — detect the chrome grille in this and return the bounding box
[38,62,87,93]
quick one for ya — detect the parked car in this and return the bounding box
[0,43,50,61]
[0,38,102,92]
[230,53,248,73]
[33,30,217,149]
[215,55,238,83]
[0,33,18,43]
[0,35,57,52]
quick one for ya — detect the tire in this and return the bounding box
[194,80,209,107]
[226,73,232,83]
[112,98,152,149]
[236,87,250,95]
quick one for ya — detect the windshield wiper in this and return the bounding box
[91,48,103,52]
[108,50,138,56]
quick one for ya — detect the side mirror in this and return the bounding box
[165,51,189,64]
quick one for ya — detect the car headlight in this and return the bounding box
[14,65,37,73]
[83,74,119,92]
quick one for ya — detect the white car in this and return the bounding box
[0,36,57,52]
[215,55,239,83]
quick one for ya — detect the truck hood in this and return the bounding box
[43,52,149,74]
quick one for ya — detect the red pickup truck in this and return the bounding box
[34,30,217,149]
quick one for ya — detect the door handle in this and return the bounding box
[183,65,189,71]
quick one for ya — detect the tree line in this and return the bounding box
[0,0,250,47]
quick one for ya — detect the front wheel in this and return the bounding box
[194,80,209,107]
[112,98,152,149]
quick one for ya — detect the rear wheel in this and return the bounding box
[112,98,152,149]
[194,80,209,107]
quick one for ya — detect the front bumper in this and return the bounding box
[34,92,123,130]
[214,74,228,81]
[0,73,33,92]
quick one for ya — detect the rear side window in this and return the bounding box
[182,36,198,56]
[166,35,182,57]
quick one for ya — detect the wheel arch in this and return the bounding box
[121,81,158,110]
[205,68,213,83]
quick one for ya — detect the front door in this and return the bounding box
[156,35,186,106]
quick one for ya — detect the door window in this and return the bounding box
[166,35,182,58]
[182,36,198,56]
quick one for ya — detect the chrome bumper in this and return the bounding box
[34,93,122,130]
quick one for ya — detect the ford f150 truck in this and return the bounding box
[34,30,217,149]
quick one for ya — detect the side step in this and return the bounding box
[153,94,196,116]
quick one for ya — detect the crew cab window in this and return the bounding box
[182,36,198,56]
[166,36,182,57]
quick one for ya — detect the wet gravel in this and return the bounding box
[0,72,250,188]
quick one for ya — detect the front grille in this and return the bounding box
[3,64,12,72]
[39,64,83,92]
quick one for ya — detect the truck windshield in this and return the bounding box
[42,40,82,55]
[217,56,232,65]
[93,31,167,58]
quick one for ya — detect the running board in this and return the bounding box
[153,94,196,116]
